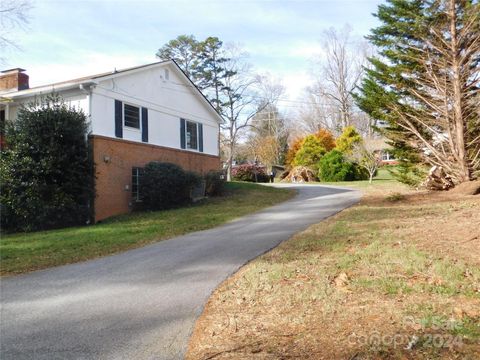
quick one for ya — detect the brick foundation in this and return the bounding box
[91,135,220,222]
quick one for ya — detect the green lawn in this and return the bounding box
[0,182,294,276]
[303,167,400,189]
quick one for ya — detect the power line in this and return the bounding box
[165,79,365,110]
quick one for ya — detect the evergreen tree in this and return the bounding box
[156,34,200,80]
[355,0,480,184]
[195,37,229,111]
[335,126,362,155]
[293,135,327,172]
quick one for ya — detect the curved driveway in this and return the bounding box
[1,184,360,360]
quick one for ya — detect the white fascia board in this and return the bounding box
[0,81,97,102]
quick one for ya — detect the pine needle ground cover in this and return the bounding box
[187,182,480,359]
[0,183,294,276]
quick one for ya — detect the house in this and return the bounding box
[0,61,222,222]
[364,138,398,165]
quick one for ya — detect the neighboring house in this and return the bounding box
[364,138,398,165]
[0,61,222,221]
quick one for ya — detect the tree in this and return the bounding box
[285,137,304,168]
[220,46,279,181]
[310,25,370,133]
[0,96,93,231]
[335,125,363,155]
[195,36,229,111]
[356,0,480,184]
[350,143,383,183]
[0,0,32,61]
[156,35,200,79]
[319,149,358,181]
[293,135,327,172]
[314,128,336,152]
[296,91,339,134]
[249,101,289,167]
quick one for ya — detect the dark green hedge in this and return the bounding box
[318,150,369,182]
[140,162,201,210]
[0,96,94,231]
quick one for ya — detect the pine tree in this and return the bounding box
[195,37,229,112]
[355,0,480,184]
[156,35,200,80]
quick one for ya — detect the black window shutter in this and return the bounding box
[198,123,203,152]
[114,100,123,138]
[141,107,148,142]
[180,118,186,149]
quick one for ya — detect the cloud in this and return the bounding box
[25,51,155,87]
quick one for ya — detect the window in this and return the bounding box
[186,120,198,150]
[124,103,140,129]
[382,151,395,161]
[132,167,144,201]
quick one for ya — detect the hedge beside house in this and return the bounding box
[0,96,94,232]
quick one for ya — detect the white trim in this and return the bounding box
[0,61,223,124]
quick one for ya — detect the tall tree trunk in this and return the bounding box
[449,0,471,182]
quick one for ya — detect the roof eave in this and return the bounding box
[0,80,97,101]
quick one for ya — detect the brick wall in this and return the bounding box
[91,135,220,222]
[0,70,29,91]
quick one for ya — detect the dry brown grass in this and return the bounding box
[186,183,480,360]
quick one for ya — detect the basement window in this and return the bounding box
[132,167,144,201]
[124,103,140,129]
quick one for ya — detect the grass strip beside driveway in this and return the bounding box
[0,182,294,276]
[187,183,480,359]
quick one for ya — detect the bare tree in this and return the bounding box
[220,45,270,181]
[296,88,340,135]
[310,25,370,133]
[0,0,32,60]
[350,142,382,183]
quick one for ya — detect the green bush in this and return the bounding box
[232,164,269,183]
[318,150,369,182]
[204,170,225,196]
[0,96,93,232]
[140,162,201,210]
[293,135,327,172]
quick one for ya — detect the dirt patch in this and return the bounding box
[186,185,480,360]
[448,180,480,196]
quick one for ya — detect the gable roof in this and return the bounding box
[0,60,224,124]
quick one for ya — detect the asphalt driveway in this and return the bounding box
[0,184,360,359]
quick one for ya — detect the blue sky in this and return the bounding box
[5,0,384,99]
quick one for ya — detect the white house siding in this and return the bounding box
[3,90,89,123]
[89,63,219,156]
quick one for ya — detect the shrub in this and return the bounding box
[140,162,201,210]
[293,135,327,172]
[318,150,369,182]
[232,164,269,183]
[285,137,304,168]
[286,129,335,170]
[0,96,93,232]
[336,126,362,155]
[314,128,336,152]
[204,170,225,196]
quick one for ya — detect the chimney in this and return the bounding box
[0,68,29,92]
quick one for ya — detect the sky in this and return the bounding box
[3,0,384,103]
